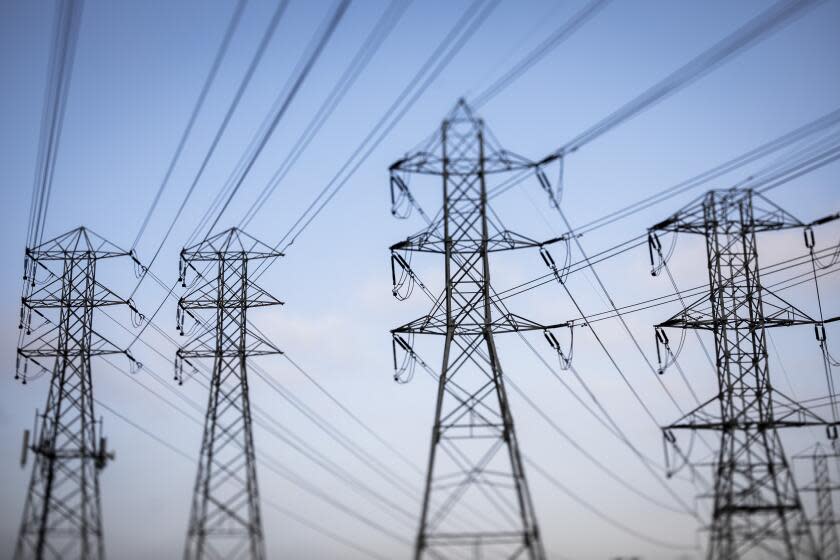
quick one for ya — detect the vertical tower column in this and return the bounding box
[177,228,283,560]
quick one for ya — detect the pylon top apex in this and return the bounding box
[27,226,129,260]
[181,227,283,262]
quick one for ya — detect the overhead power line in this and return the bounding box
[250,0,502,278]
[539,0,824,163]
[237,0,413,230]
[198,0,352,240]
[470,0,610,108]
[93,396,404,559]
[27,0,84,250]
[128,0,290,300]
[131,0,248,250]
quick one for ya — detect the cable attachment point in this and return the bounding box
[648,231,678,277]
[392,333,418,384]
[130,250,148,279]
[803,226,815,250]
[15,353,23,381]
[127,298,145,328]
[540,241,570,285]
[816,323,840,367]
[178,255,200,288]
[648,232,662,276]
[544,327,573,370]
[176,305,184,335]
[390,172,418,219]
[536,163,562,210]
[14,351,47,385]
[655,327,685,375]
[391,250,425,301]
[828,424,838,441]
[126,350,143,374]
[24,251,38,288]
[174,356,198,386]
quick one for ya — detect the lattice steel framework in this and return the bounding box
[651,189,834,559]
[14,227,138,560]
[176,228,283,560]
[388,101,565,560]
[798,444,840,560]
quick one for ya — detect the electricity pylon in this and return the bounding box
[388,100,564,560]
[176,227,283,560]
[797,443,840,560]
[650,188,838,559]
[14,227,140,560]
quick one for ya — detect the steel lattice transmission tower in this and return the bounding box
[176,228,283,560]
[797,444,840,560]
[388,100,564,560]
[14,227,140,560]
[650,189,837,559]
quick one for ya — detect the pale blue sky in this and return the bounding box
[1,1,839,558]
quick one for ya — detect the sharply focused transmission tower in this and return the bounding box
[650,189,838,559]
[797,444,840,560]
[176,228,283,560]
[388,100,565,560]
[14,227,140,560]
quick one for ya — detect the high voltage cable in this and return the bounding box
[111,335,422,527]
[557,207,705,425]
[127,0,290,301]
[27,0,84,250]
[131,0,248,251]
[250,0,501,279]
[523,458,698,551]
[197,0,352,241]
[539,0,824,163]
[118,251,707,544]
[121,300,424,498]
[98,353,415,547]
[99,281,427,507]
[469,0,610,108]
[503,371,695,515]
[110,273,546,532]
[475,129,840,313]
[93,398,405,557]
[488,106,840,225]
[557,108,840,235]
[756,143,840,194]
[125,0,349,351]
[574,251,840,327]
[482,3,835,221]
[282,353,423,476]
[405,340,702,546]
[394,242,702,518]
[237,0,414,230]
[126,0,491,351]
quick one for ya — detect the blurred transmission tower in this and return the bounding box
[176,228,283,560]
[650,189,839,559]
[388,100,566,560]
[14,227,141,560]
[797,443,840,560]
